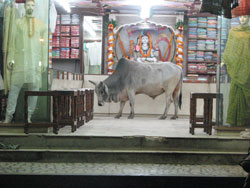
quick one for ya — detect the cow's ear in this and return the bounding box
[104,84,109,94]
[89,80,96,86]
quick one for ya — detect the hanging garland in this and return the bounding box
[161,31,174,61]
[175,21,186,68]
[139,32,152,58]
[106,23,115,74]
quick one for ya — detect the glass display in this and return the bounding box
[83,16,103,75]
[217,16,250,127]
[1,0,49,123]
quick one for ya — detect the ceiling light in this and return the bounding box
[54,0,71,13]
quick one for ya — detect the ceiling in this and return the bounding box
[55,0,202,15]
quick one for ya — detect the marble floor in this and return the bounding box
[57,115,235,138]
[0,162,247,177]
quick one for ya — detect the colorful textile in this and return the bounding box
[223,26,250,126]
[200,0,240,19]
[232,0,250,17]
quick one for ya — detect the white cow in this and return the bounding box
[89,58,183,119]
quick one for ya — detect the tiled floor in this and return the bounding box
[58,115,235,138]
[0,162,247,177]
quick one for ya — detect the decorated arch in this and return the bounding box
[114,21,177,63]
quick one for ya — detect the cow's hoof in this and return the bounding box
[159,115,167,120]
[115,114,121,119]
[128,114,134,119]
[171,116,178,120]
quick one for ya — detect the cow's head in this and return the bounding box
[89,80,109,106]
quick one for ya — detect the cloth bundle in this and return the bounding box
[207,17,217,28]
[188,50,196,61]
[71,37,79,48]
[71,48,79,59]
[61,14,71,24]
[52,48,60,58]
[206,40,215,50]
[197,40,206,50]
[204,52,214,61]
[189,28,197,38]
[188,40,197,50]
[188,18,198,27]
[207,28,217,38]
[71,14,80,25]
[196,51,205,61]
[60,48,70,59]
[71,26,80,36]
[198,17,207,27]
[197,28,207,38]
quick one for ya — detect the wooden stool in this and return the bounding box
[189,93,218,135]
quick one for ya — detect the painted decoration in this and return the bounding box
[114,21,177,64]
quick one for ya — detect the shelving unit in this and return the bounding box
[186,16,218,83]
[52,14,83,73]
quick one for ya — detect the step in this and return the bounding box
[0,149,246,165]
[0,135,248,152]
[0,162,247,188]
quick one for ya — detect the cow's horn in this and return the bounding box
[89,80,97,86]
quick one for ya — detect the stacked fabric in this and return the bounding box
[198,17,207,27]
[71,37,79,47]
[52,48,60,58]
[196,51,204,61]
[204,52,213,61]
[207,64,216,74]
[60,37,70,47]
[60,26,70,36]
[197,64,207,73]
[52,37,60,47]
[188,17,198,27]
[197,28,207,38]
[207,28,217,39]
[71,48,79,59]
[212,53,218,61]
[188,40,197,50]
[56,15,60,25]
[188,64,198,73]
[207,17,217,28]
[72,14,80,25]
[61,14,71,24]
[54,25,60,36]
[188,28,197,38]
[197,40,206,50]
[71,26,80,36]
[188,50,196,61]
[60,48,70,58]
[206,40,215,50]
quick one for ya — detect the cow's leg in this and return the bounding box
[128,90,135,119]
[160,95,172,120]
[171,97,179,120]
[115,101,126,119]
[171,85,180,120]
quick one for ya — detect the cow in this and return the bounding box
[89,58,183,119]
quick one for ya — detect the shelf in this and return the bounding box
[187,72,216,75]
[52,46,79,48]
[53,35,80,37]
[188,37,217,40]
[52,58,80,60]
[57,24,80,26]
[188,26,217,29]
[188,60,217,63]
[188,49,217,52]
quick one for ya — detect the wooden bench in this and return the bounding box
[24,89,94,134]
[189,93,220,135]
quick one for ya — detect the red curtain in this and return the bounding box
[232,0,250,17]
[15,0,25,3]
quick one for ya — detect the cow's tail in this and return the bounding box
[178,72,183,110]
